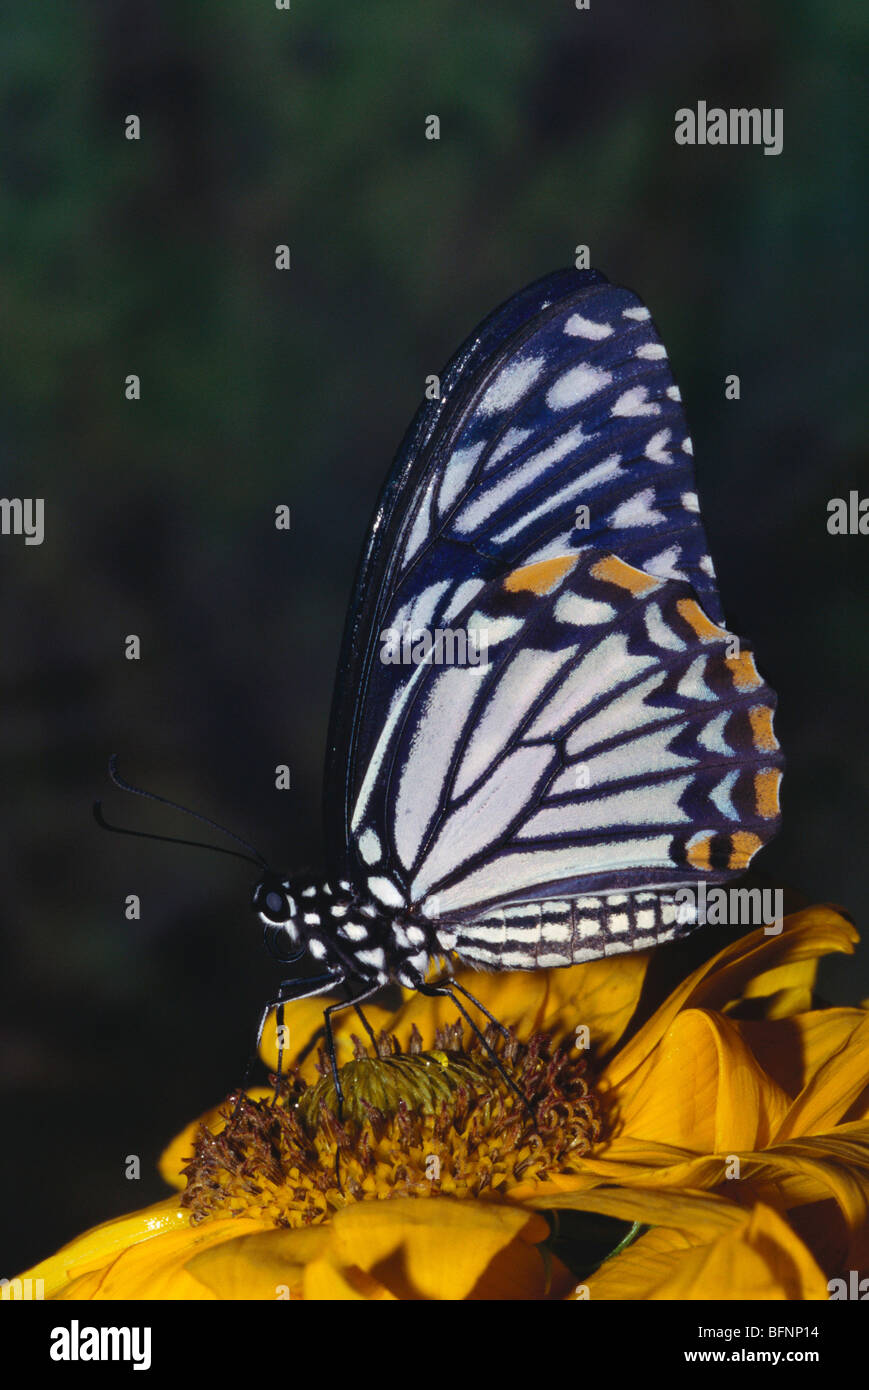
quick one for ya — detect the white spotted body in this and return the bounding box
[254,875,443,989]
[254,875,687,986]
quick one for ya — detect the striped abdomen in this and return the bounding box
[448,891,682,970]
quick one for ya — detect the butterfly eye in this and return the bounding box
[254,882,295,922]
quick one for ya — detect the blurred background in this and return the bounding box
[1,0,866,1274]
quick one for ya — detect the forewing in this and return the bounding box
[325,269,722,876]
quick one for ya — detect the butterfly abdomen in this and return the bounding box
[447,891,682,970]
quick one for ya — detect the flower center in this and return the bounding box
[181,1023,601,1227]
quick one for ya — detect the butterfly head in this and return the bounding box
[252,873,304,959]
[251,873,361,967]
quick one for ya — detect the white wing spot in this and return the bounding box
[367,876,405,909]
[438,443,485,515]
[677,657,716,702]
[455,423,595,536]
[491,452,621,545]
[400,474,436,566]
[644,546,685,580]
[644,600,685,650]
[554,592,616,626]
[547,364,612,410]
[478,356,545,415]
[486,426,532,469]
[357,947,387,970]
[441,578,486,623]
[564,313,612,339]
[609,488,666,529]
[645,429,673,464]
[711,769,739,819]
[358,828,382,866]
[699,711,731,755]
[341,923,369,941]
[611,386,660,418]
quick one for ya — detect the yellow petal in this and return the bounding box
[615,1009,790,1152]
[571,1225,693,1300]
[775,1014,869,1139]
[312,1197,555,1300]
[18,1198,190,1298]
[528,1183,746,1239]
[74,1216,270,1300]
[606,907,856,1090]
[303,1255,399,1300]
[750,1126,869,1235]
[552,1124,869,1246]
[185,1227,332,1299]
[481,950,653,1058]
[729,955,819,1019]
[53,1269,113,1299]
[586,1202,829,1300]
[735,1008,867,1099]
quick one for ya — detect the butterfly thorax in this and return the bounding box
[252,873,444,987]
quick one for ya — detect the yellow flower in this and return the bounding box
[19,906,869,1300]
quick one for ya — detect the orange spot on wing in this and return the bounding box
[755,768,781,819]
[676,598,730,643]
[749,706,779,751]
[503,555,578,595]
[589,555,660,595]
[686,833,714,870]
[729,830,762,868]
[725,652,762,691]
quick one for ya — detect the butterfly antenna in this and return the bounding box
[94,755,270,870]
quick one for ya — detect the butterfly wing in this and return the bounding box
[324,269,776,915]
[345,549,782,925]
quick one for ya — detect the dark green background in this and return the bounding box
[1,1,866,1274]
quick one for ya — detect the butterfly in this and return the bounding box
[100,267,783,1087]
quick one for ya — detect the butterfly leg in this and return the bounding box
[352,1003,380,1052]
[321,979,385,1193]
[236,970,344,1111]
[446,978,510,1041]
[415,982,530,1112]
[322,979,385,1115]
